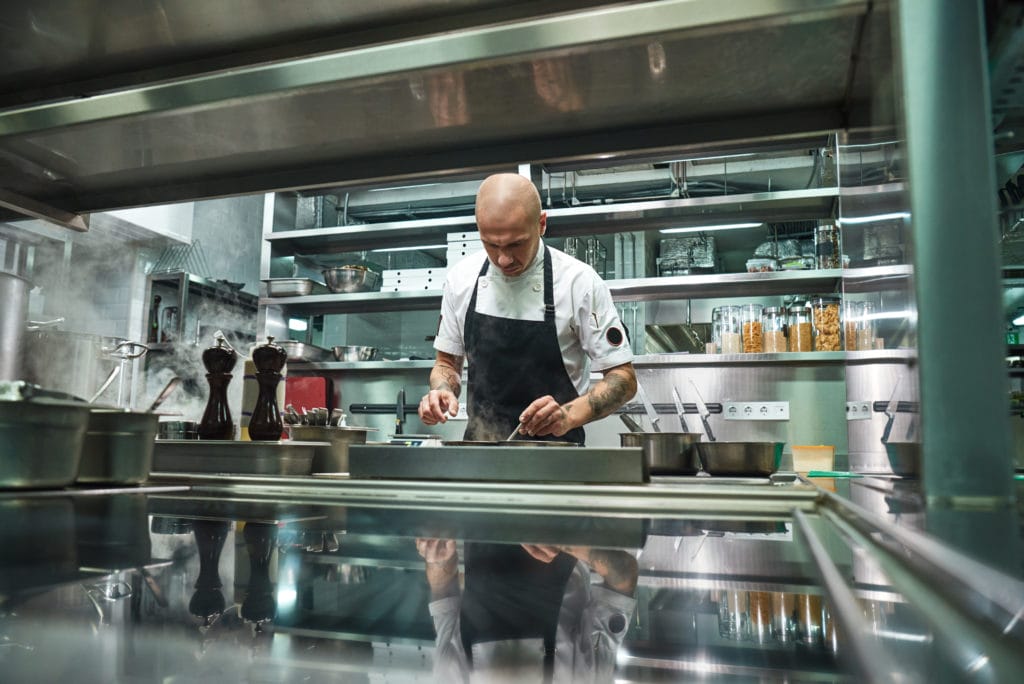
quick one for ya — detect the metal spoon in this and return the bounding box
[506,422,524,441]
[146,377,181,413]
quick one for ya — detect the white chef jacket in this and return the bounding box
[434,243,633,394]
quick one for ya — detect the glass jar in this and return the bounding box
[857,301,876,351]
[710,307,723,354]
[844,300,863,351]
[720,305,742,354]
[741,304,763,353]
[811,296,842,351]
[762,306,787,352]
[815,221,841,269]
[788,303,812,351]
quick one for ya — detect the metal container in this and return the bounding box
[0,497,79,594]
[280,340,333,363]
[0,399,91,489]
[695,442,784,476]
[322,266,382,293]
[158,420,199,440]
[77,409,160,484]
[289,425,374,473]
[151,440,319,475]
[884,442,920,477]
[442,440,580,447]
[332,345,379,362]
[0,272,29,381]
[620,432,702,474]
[263,278,325,297]
[21,330,126,405]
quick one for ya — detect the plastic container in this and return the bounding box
[741,304,763,353]
[788,304,813,352]
[746,258,778,273]
[720,306,742,354]
[811,296,841,351]
[762,306,787,352]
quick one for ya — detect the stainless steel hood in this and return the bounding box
[0,0,890,221]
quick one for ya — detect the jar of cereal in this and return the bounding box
[811,296,842,351]
[762,306,787,353]
[741,304,763,353]
[720,305,743,354]
[788,303,813,352]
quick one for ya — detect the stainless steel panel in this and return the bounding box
[844,362,917,474]
[152,440,319,475]
[0,272,29,381]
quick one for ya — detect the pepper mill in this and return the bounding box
[248,336,287,441]
[241,522,278,626]
[189,519,230,628]
[198,337,237,440]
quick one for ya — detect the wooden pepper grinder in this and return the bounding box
[198,336,237,440]
[248,336,287,441]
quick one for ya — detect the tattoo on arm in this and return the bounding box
[430,353,464,396]
[586,365,636,420]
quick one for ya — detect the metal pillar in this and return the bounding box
[898,3,1016,508]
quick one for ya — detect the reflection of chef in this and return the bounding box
[531,58,585,112]
[417,538,637,682]
[418,174,636,443]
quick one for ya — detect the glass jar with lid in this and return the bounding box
[788,303,812,351]
[741,304,763,353]
[857,301,876,350]
[762,306,787,352]
[811,296,842,351]
[815,221,841,269]
[710,307,723,354]
[720,305,742,354]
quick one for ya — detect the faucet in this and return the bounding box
[395,388,405,435]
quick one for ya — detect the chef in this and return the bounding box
[418,173,637,443]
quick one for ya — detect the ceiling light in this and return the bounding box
[287,318,308,332]
[660,222,763,234]
[370,244,447,252]
[839,212,910,225]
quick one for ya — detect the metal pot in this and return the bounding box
[884,442,920,477]
[0,398,91,489]
[289,425,374,473]
[695,442,784,476]
[0,272,29,381]
[21,329,127,404]
[77,409,160,484]
[620,432,702,475]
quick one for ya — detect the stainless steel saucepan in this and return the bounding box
[620,432,702,475]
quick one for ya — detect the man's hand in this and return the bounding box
[518,363,637,437]
[416,538,460,598]
[519,395,573,437]
[419,351,464,424]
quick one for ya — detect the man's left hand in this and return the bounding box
[519,395,573,437]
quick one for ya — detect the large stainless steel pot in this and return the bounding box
[620,432,702,475]
[289,425,374,473]
[0,398,91,489]
[0,272,29,381]
[78,409,160,484]
[695,442,784,476]
[21,329,127,403]
[884,442,920,477]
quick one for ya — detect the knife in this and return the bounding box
[635,382,661,432]
[880,377,902,444]
[688,379,716,442]
[671,386,691,432]
[619,412,644,433]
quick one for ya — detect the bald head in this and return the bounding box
[474,174,547,277]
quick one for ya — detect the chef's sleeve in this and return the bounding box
[579,273,633,372]
[433,277,466,357]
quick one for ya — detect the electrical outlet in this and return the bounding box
[846,401,872,420]
[723,401,790,421]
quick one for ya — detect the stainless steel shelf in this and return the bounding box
[261,289,443,314]
[287,359,435,372]
[633,350,917,367]
[265,215,475,255]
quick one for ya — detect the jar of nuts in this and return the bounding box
[788,303,812,352]
[762,306,787,352]
[811,296,842,351]
[741,303,764,353]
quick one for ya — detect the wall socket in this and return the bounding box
[723,401,790,421]
[846,401,872,420]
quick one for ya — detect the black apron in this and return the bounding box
[463,247,585,445]
[459,542,577,679]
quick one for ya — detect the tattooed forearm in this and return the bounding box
[430,353,464,396]
[586,364,637,420]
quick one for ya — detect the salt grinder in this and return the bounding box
[247,336,287,441]
[198,336,237,440]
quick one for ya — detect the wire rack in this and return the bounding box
[150,240,212,277]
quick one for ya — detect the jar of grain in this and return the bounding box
[720,305,742,354]
[844,300,863,350]
[788,303,813,351]
[857,301,876,351]
[741,303,763,353]
[811,296,842,351]
[762,306,787,352]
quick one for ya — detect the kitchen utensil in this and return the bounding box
[0,398,92,488]
[880,377,902,444]
[322,266,382,293]
[78,409,160,484]
[20,329,126,405]
[332,345,379,362]
[689,379,716,442]
[619,432,702,474]
[279,340,332,363]
[884,442,920,477]
[619,413,643,433]
[146,376,181,413]
[506,422,523,441]
[441,440,579,447]
[262,278,326,297]
[0,272,29,382]
[635,382,661,432]
[671,386,691,432]
[89,366,122,403]
[695,442,784,476]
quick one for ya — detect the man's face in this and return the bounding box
[477,207,546,277]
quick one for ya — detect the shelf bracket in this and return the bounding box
[0,188,89,233]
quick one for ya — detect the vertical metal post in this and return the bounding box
[897,2,1016,510]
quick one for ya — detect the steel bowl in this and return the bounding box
[333,345,379,362]
[280,340,333,363]
[620,432,702,475]
[884,442,920,477]
[322,266,382,293]
[695,442,784,476]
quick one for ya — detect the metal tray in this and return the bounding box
[279,340,333,363]
[152,440,321,476]
[263,278,327,297]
